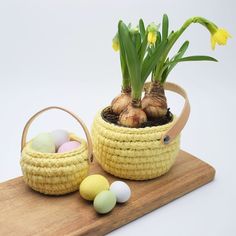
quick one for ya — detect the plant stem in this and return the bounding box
[131,88,142,101]
[120,43,130,91]
[122,77,130,91]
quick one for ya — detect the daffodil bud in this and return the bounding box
[148,32,157,44]
[112,34,120,52]
[130,27,139,35]
[147,23,158,33]
[211,28,232,50]
[147,23,159,44]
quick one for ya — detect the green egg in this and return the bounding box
[93,190,116,214]
[31,133,56,153]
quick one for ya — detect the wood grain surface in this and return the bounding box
[0,150,215,236]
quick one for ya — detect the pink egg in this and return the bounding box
[57,141,81,153]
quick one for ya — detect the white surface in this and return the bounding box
[0,0,235,235]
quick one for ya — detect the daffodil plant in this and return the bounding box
[111,15,231,127]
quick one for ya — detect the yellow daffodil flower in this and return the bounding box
[112,35,120,52]
[148,31,157,44]
[211,28,231,50]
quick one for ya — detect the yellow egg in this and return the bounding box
[79,174,109,201]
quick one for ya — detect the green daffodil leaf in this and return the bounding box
[138,31,148,62]
[139,19,146,40]
[161,40,189,82]
[118,21,142,99]
[141,39,168,83]
[173,55,218,62]
[162,14,169,41]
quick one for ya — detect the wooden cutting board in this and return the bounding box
[0,150,215,236]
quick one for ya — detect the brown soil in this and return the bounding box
[102,106,173,128]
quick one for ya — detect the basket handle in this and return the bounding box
[21,106,93,163]
[162,82,190,145]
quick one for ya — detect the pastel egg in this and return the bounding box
[31,133,56,153]
[79,175,109,201]
[57,141,81,153]
[51,129,69,149]
[110,181,131,203]
[93,190,116,214]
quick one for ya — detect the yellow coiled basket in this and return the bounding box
[20,106,93,195]
[92,82,190,180]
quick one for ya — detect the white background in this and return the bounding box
[0,0,235,235]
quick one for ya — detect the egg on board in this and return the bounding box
[57,141,81,153]
[31,133,56,153]
[93,190,116,214]
[79,175,109,201]
[110,181,131,203]
[50,129,69,149]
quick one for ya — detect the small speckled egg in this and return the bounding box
[93,190,116,214]
[57,141,81,153]
[31,133,56,153]
[79,175,109,201]
[110,181,131,203]
[50,129,69,149]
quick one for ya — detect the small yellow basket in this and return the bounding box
[20,106,93,195]
[92,82,190,180]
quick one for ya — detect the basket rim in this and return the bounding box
[96,108,177,133]
[22,134,87,158]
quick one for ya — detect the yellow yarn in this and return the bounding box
[20,134,89,195]
[91,110,180,180]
